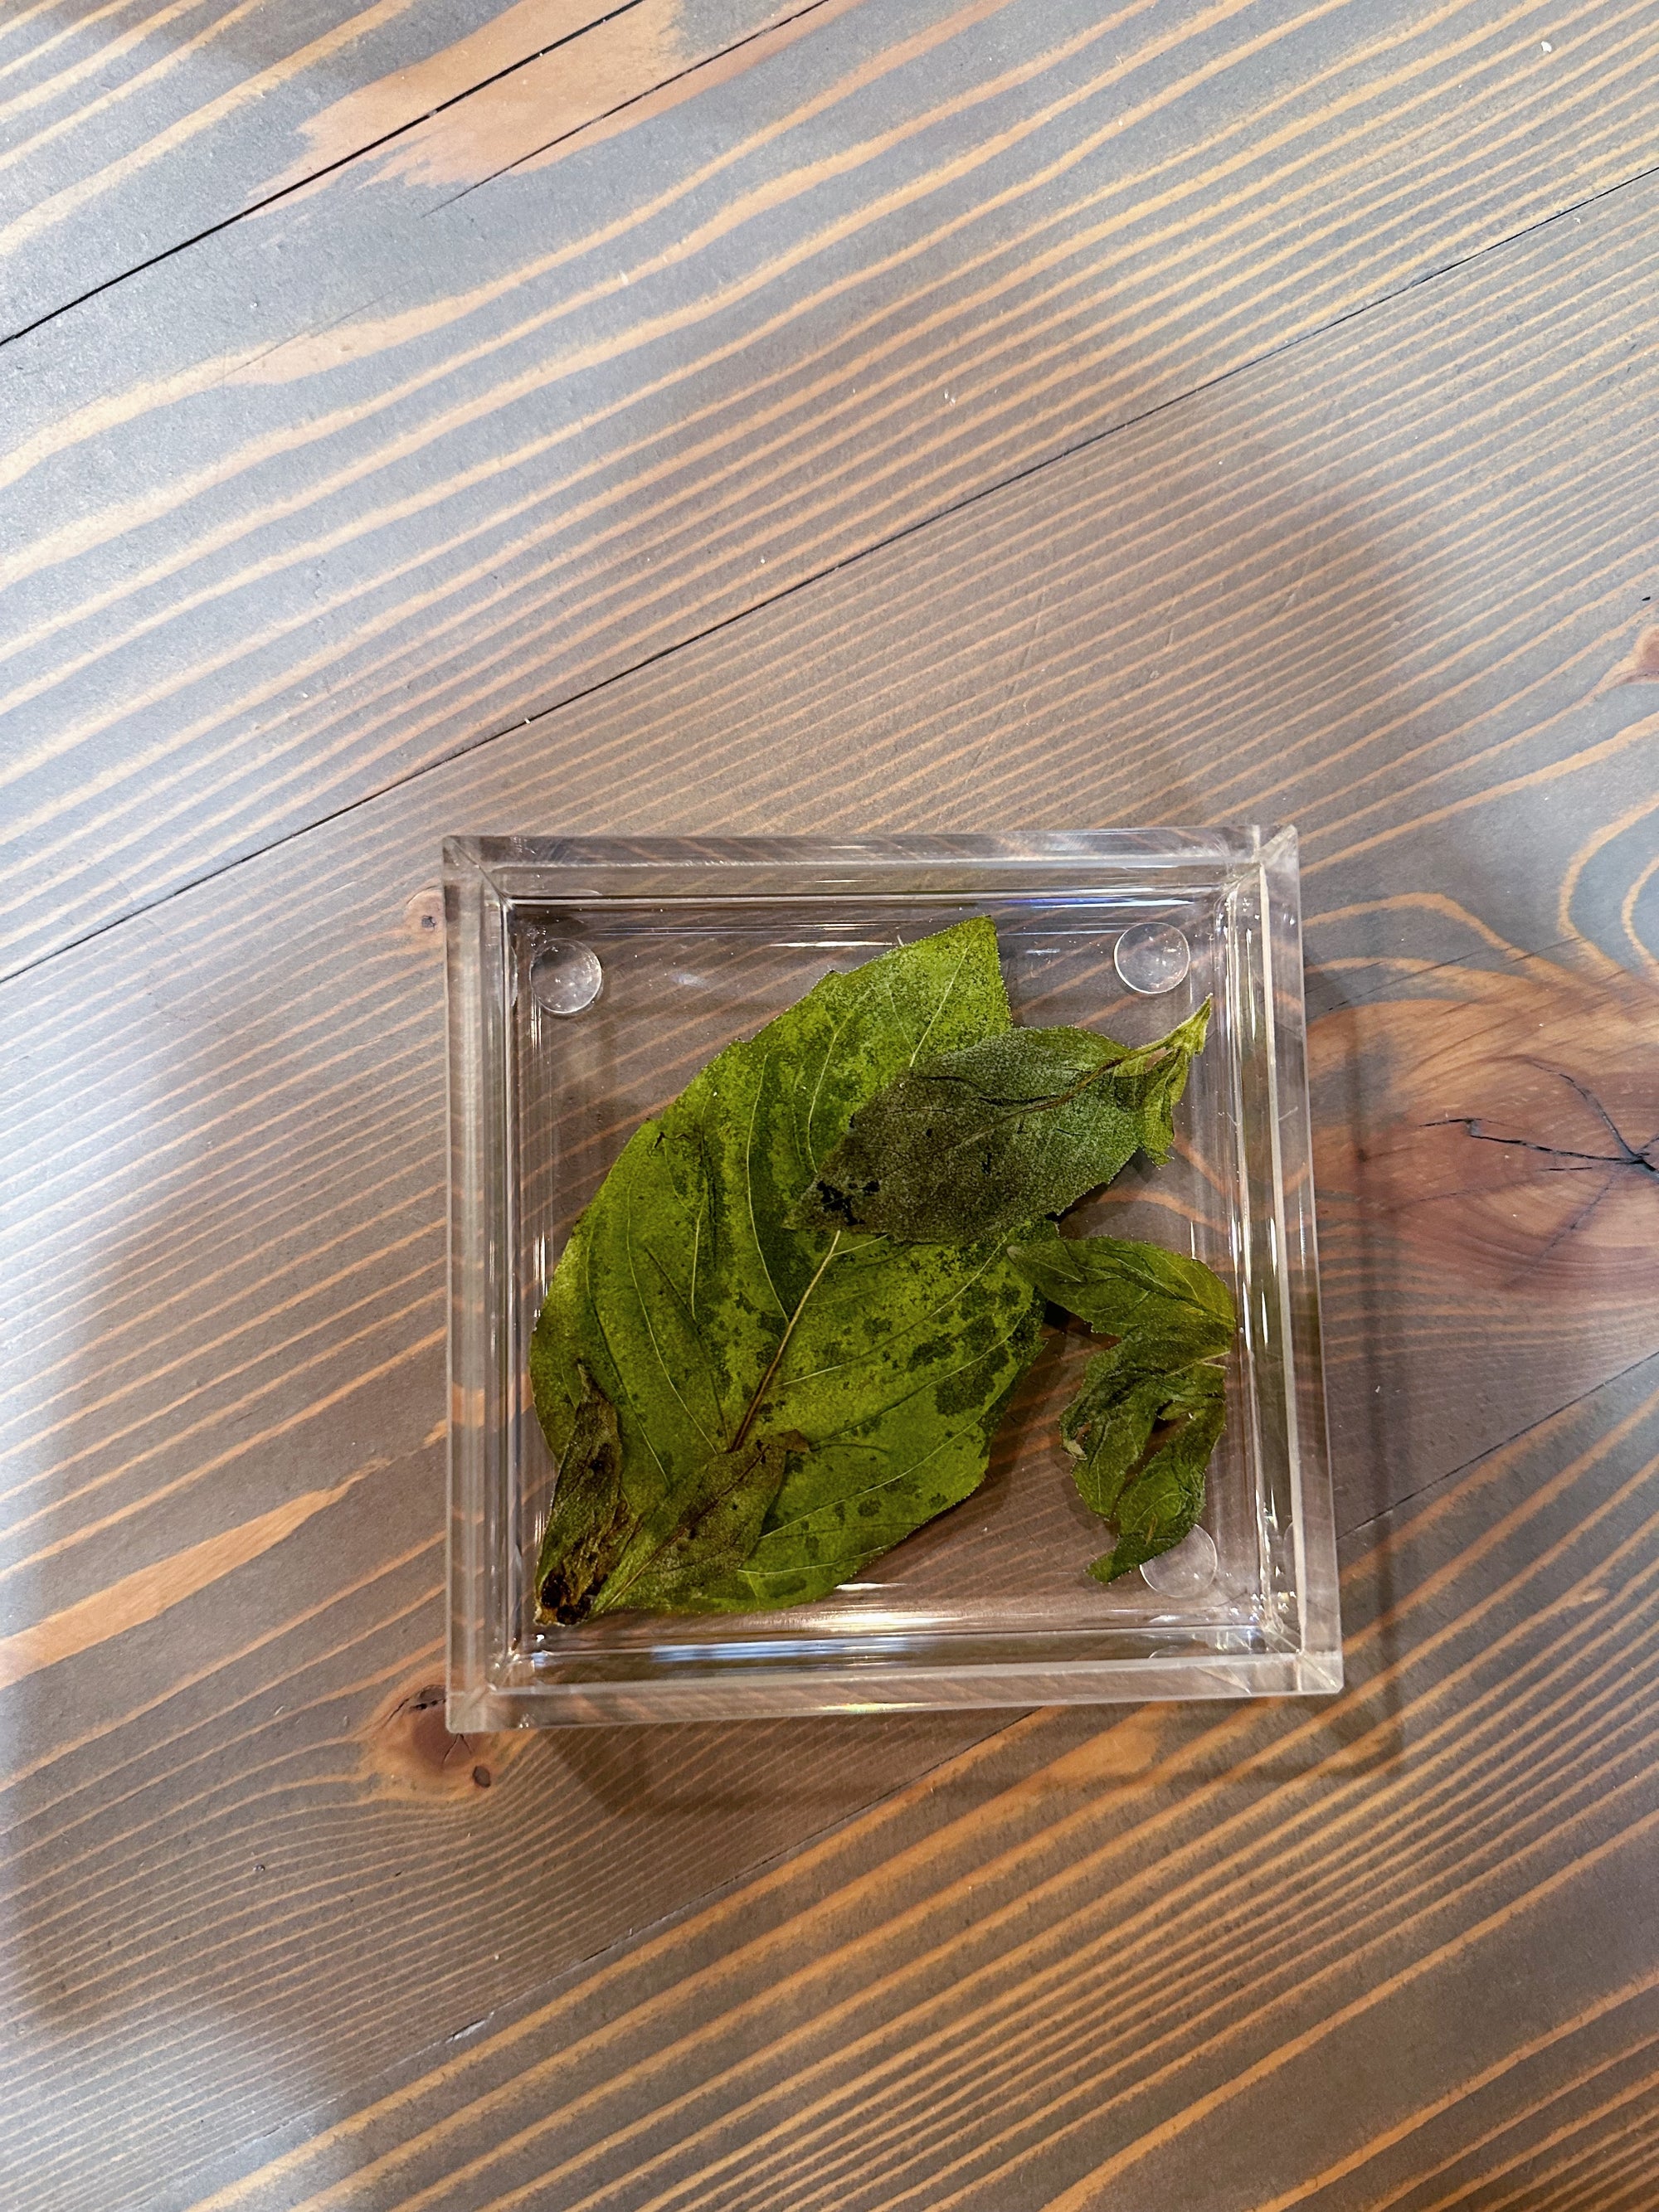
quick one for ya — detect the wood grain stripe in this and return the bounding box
[1044,1815,1659,2212]
[158,1363,1659,2210]
[0,1463,382,1690]
[0,0,278,163]
[281,0,675,182]
[1398,2050,1659,2212]
[3,0,1652,973]
[1269,1998,1659,2212]
[178,1379,1659,2196]
[32,158,1627,933]
[2,1318,442,1575]
[0,0,1609,658]
[0,0,430,265]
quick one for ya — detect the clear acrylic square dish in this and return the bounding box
[445,832,1340,1728]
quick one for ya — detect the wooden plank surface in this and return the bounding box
[4,0,1657,975]
[157,1352,1659,2211]
[0,0,795,336]
[2,0,1657,2204]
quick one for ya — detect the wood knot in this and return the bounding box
[401,887,445,949]
[362,1679,523,1799]
[1313,963,1659,1300]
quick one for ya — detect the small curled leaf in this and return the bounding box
[791,1001,1211,1244]
[1012,1232,1233,1585]
[1087,1377,1226,1584]
[1008,1228,1234,1368]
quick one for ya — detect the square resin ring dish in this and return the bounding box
[445,830,1340,1728]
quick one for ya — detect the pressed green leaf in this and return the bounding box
[532,1364,634,1625]
[530,920,1046,1616]
[1008,1228,1234,1369]
[790,1000,1211,1243]
[1010,1231,1233,1585]
[591,1432,800,1615]
[1085,1368,1226,1584]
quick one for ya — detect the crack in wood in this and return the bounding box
[1430,1069,1658,1180]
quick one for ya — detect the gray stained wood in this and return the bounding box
[1,1,1656,2207]
[158,1359,1659,2212]
[3,0,1657,975]
[0,1,799,334]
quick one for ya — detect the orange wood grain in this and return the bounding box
[0,0,795,333]
[282,0,814,192]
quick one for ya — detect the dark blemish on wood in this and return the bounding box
[401,887,445,946]
[367,1682,476,1796]
[1430,1114,1657,1176]
[1318,969,1659,1303]
[364,1677,531,1798]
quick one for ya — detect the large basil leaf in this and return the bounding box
[1009,1232,1233,1584]
[530,920,1046,1617]
[790,1002,1210,1242]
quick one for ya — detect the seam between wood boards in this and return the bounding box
[428,0,849,214]
[0,0,672,354]
[4,0,1636,726]
[1338,1346,1659,1548]
[4,153,1657,999]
